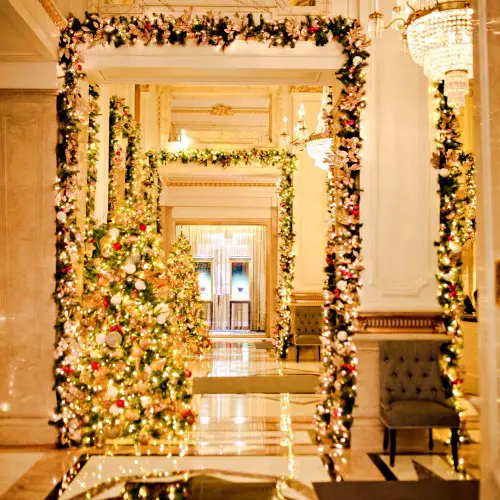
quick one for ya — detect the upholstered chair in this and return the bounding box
[379,340,460,470]
[293,306,323,362]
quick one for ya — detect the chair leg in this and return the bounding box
[429,429,434,451]
[451,428,459,471]
[383,426,389,451]
[296,346,300,363]
[389,429,397,467]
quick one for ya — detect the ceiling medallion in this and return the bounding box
[210,104,235,116]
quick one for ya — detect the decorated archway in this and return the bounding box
[53,11,370,458]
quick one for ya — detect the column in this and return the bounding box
[0,90,58,444]
[473,0,500,498]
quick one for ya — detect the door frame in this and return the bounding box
[163,216,277,337]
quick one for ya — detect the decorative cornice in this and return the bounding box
[165,180,276,188]
[290,85,323,93]
[172,106,268,115]
[38,0,67,29]
[292,292,324,304]
[355,312,444,334]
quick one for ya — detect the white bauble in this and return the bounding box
[336,280,347,291]
[337,330,348,342]
[135,279,146,290]
[353,56,363,66]
[96,333,106,344]
[106,385,119,398]
[109,404,121,416]
[438,168,450,178]
[443,271,454,281]
[140,396,152,408]
[106,332,123,348]
[90,350,100,359]
[56,211,67,222]
[449,242,462,255]
[177,291,186,300]
[156,313,167,325]
[123,263,136,274]
[109,227,120,239]
[110,294,122,306]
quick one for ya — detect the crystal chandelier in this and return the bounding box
[281,87,334,170]
[369,1,473,110]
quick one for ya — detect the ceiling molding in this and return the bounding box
[165,180,277,188]
[172,106,268,115]
[37,0,67,29]
[290,85,323,93]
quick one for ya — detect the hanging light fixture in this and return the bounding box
[369,1,473,110]
[168,128,191,152]
[281,87,334,171]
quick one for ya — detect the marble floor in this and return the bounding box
[0,340,480,499]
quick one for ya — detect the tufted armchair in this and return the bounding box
[293,306,323,362]
[379,340,460,470]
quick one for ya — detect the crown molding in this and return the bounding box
[38,0,67,29]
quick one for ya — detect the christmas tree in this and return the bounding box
[166,234,211,357]
[54,97,195,447]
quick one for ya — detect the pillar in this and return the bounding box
[0,90,58,444]
[473,0,500,498]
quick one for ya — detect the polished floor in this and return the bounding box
[0,340,480,499]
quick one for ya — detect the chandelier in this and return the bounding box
[369,1,473,110]
[281,87,334,170]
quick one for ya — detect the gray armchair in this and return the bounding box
[379,340,460,470]
[293,306,323,362]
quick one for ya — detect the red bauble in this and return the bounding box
[91,361,100,371]
[113,242,122,251]
[350,205,360,217]
[448,236,453,242]
[62,365,74,375]
[103,298,110,308]
[185,369,192,378]
[139,223,147,232]
[450,291,457,298]
[145,22,152,31]
[110,325,117,332]
[116,150,121,156]
[90,238,95,244]
[326,256,334,266]
[77,64,82,71]
[116,399,125,408]
[307,26,319,34]
[343,363,356,373]
[346,119,356,126]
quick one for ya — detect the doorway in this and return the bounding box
[176,224,267,334]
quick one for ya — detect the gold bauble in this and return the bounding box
[104,425,121,440]
[124,409,140,421]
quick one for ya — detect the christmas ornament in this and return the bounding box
[123,263,136,274]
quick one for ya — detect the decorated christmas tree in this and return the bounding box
[54,97,195,447]
[166,234,211,357]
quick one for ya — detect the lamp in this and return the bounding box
[281,87,334,171]
[369,0,473,110]
[169,128,191,152]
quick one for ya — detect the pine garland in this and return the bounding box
[153,147,297,357]
[432,81,476,437]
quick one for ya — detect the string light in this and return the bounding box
[432,81,476,440]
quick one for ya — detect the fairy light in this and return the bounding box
[153,147,297,358]
[313,20,370,477]
[432,81,475,440]
[165,234,212,357]
[54,11,370,449]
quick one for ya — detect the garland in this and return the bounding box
[432,81,476,435]
[153,147,297,356]
[314,21,369,470]
[144,152,162,230]
[52,25,86,444]
[108,96,130,221]
[84,84,101,294]
[55,11,368,448]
